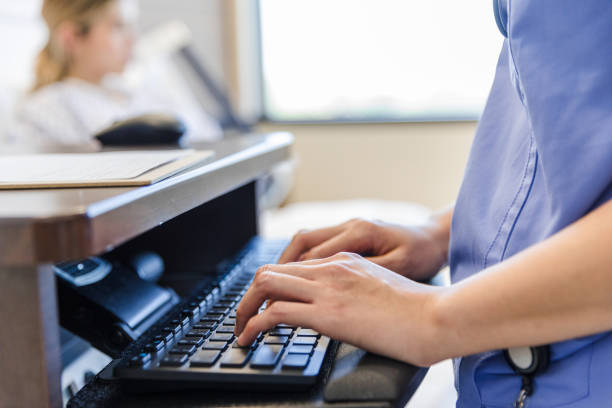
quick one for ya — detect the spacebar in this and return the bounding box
[250,344,283,368]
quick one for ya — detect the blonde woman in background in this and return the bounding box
[4,0,222,153]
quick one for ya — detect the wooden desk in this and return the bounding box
[0,133,292,408]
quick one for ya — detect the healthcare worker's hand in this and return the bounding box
[278,209,452,281]
[234,252,444,366]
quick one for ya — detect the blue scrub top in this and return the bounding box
[448,1,612,406]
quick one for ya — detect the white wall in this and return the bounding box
[138,0,228,85]
[0,1,45,91]
[257,121,475,210]
[0,1,45,135]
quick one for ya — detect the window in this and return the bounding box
[258,0,503,122]
[0,1,46,90]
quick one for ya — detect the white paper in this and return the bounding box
[0,150,191,183]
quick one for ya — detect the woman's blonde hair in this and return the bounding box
[33,0,114,91]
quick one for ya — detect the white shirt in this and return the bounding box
[3,77,223,153]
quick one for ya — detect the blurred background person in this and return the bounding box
[3,0,222,153]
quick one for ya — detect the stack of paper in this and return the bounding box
[0,150,214,189]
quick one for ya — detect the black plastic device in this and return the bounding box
[94,113,186,147]
[55,256,179,357]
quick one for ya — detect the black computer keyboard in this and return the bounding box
[114,238,334,390]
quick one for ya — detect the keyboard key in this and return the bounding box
[143,340,164,353]
[203,341,227,350]
[223,318,236,326]
[210,307,230,315]
[264,335,289,345]
[210,333,234,342]
[215,325,235,333]
[154,336,167,344]
[195,296,207,310]
[160,326,175,336]
[296,328,320,337]
[193,321,216,330]
[169,321,183,335]
[276,323,297,329]
[220,348,252,368]
[178,337,204,347]
[190,350,221,367]
[269,328,293,336]
[157,332,173,343]
[231,339,257,349]
[160,353,188,367]
[292,337,317,346]
[250,344,284,368]
[282,353,310,369]
[169,345,196,355]
[129,352,151,366]
[181,316,190,327]
[288,345,314,355]
[185,329,210,338]
[222,294,240,301]
[181,306,199,320]
[188,302,202,313]
[201,314,224,323]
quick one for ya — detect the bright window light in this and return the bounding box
[259,0,503,122]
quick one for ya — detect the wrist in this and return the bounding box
[417,286,457,366]
[424,207,452,262]
[424,283,478,365]
[409,212,451,279]
[399,285,452,367]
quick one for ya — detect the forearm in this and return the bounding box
[428,199,612,363]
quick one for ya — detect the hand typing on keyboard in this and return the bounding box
[277,216,450,282]
[117,240,333,388]
[234,252,445,367]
